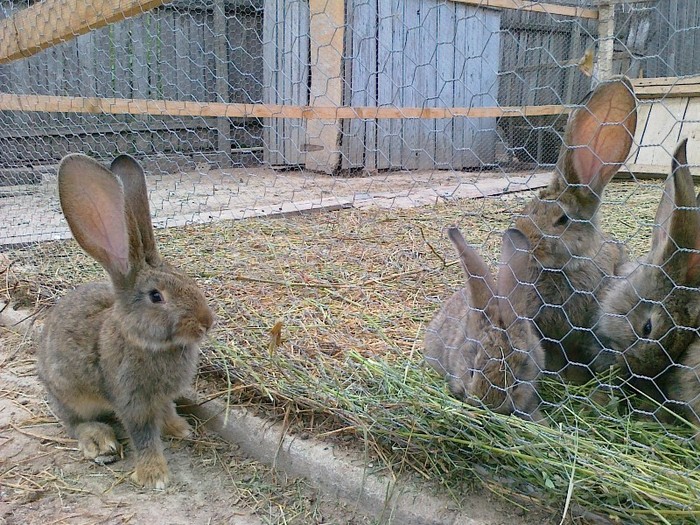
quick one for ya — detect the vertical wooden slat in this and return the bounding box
[306,0,345,173]
[434,3,455,169]
[214,0,231,166]
[402,1,419,170]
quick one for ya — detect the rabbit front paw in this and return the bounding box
[132,452,170,489]
[75,422,122,464]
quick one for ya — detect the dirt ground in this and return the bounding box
[0,326,371,525]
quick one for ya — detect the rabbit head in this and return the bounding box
[424,227,545,423]
[58,154,214,350]
[595,139,700,401]
[513,78,637,382]
[516,78,637,266]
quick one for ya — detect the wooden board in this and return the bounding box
[0,93,572,119]
[634,98,687,167]
[305,0,345,173]
[0,0,169,64]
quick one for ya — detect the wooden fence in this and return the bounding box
[0,0,699,173]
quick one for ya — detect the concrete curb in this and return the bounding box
[181,396,535,525]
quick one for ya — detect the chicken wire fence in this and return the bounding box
[3,0,700,517]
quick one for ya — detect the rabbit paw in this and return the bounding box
[132,452,170,490]
[75,422,121,464]
[162,413,192,439]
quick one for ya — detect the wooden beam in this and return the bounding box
[449,0,598,19]
[632,76,700,99]
[0,0,170,64]
[305,0,345,173]
[0,93,572,119]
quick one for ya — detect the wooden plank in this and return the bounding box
[618,164,700,180]
[448,0,597,19]
[434,3,455,169]
[0,0,170,64]
[634,98,688,167]
[678,98,700,167]
[305,0,345,173]
[402,1,419,170]
[261,0,281,164]
[376,0,402,169]
[0,93,573,119]
[417,0,438,170]
[214,0,231,166]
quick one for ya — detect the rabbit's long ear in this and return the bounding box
[653,139,700,283]
[563,78,637,196]
[58,154,130,282]
[447,227,495,311]
[110,155,161,267]
[651,151,678,253]
[497,228,532,327]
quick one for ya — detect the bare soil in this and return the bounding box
[0,327,369,525]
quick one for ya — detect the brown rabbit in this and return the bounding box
[514,78,638,383]
[424,227,546,423]
[596,139,700,407]
[36,154,214,489]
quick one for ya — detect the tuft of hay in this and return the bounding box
[9,179,699,523]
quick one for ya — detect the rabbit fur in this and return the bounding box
[514,77,637,384]
[595,139,700,413]
[36,154,214,489]
[424,227,546,423]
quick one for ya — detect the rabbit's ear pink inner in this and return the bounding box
[568,81,637,193]
[58,155,130,278]
[110,155,161,267]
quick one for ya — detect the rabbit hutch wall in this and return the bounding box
[263,0,501,172]
[0,0,265,170]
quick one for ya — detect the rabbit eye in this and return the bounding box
[554,214,569,227]
[148,289,164,304]
[642,319,652,338]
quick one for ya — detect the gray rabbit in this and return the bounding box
[595,139,700,411]
[515,78,638,383]
[424,227,546,423]
[37,154,214,489]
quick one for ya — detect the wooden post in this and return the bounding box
[214,0,232,168]
[595,2,615,85]
[305,0,345,174]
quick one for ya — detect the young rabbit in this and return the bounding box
[514,77,638,383]
[595,139,700,406]
[36,154,214,489]
[424,227,546,423]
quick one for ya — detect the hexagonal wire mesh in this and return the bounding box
[2,0,700,520]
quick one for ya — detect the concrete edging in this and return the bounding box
[181,396,525,525]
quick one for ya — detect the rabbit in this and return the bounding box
[424,226,546,423]
[595,138,700,407]
[514,77,638,384]
[36,153,214,489]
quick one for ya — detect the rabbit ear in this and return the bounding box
[109,155,161,267]
[563,78,637,195]
[497,228,532,326]
[447,227,495,311]
[653,139,700,283]
[651,155,678,253]
[58,154,130,281]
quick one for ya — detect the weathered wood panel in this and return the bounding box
[342,0,501,171]
[262,0,309,166]
[0,0,265,166]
